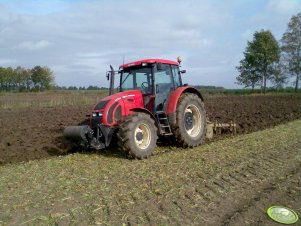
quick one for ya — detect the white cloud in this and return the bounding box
[14,40,51,50]
[0,0,298,88]
[247,0,300,39]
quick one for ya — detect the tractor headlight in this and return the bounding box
[92,112,103,117]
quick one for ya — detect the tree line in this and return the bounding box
[0,66,54,91]
[236,13,301,92]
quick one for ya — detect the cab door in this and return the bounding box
[154,64,174,112]
[133,67,154,113]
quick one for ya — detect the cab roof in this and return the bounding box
[120,58,179,69]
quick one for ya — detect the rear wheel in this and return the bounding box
[173,93,206,147]
[117,113,158,159]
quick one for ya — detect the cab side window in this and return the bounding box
[135,70,152,94]
[121,73,134,91]
[171,65,182,88]
[155,64,173,85]
[154,64,173,111]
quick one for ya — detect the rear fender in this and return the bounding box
[166,86,204,125]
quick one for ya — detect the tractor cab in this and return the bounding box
[109,58,185,113]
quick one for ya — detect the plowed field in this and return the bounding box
[0,121,300,225]
[0,94,300,165]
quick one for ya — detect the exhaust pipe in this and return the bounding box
[109,65,115,95]
[63,125,93,143]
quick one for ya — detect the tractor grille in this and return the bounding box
[91,116,102,128]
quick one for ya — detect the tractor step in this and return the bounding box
[155,111,173,135]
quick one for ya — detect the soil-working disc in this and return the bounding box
[267,206,299,224]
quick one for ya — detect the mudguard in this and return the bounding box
[166,86,204,125]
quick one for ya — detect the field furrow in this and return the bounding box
[0,120,300,225]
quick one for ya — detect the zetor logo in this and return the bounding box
[114,94,135,102]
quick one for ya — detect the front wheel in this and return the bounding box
[117,113,158,159]
[173,93,206,147]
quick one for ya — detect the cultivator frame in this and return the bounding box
[206,121,237,139]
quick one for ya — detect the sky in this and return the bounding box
[0,0,300,88]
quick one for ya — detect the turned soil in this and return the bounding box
[0,94,300,165]
[0,121,300,225]
[0,94,300,226]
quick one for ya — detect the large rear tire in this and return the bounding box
[173,93,206,147]
[117,113,158,159]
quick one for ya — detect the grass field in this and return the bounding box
[1,90,299,109]
[0,120,300,225]
[0,91,107,109]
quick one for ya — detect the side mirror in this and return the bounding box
[180,70,186,74]
[106,71,111,81]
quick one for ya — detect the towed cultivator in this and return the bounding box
[206,121,237,139]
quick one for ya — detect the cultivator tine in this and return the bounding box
[214,121,237,135]
[206,121,237,139]
[206,122,214,139]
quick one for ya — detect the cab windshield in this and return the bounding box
[120,66,152,94]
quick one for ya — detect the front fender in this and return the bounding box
[130,108,157,123]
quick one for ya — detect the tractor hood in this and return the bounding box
[104,90,143,102]
[93,90,142,110]
[92,90,144,126]
[101,90,143,107]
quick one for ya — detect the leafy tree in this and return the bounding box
[87,85,101,90]
[4,67,16,91]
[68,86,78,90]
[14,66,23,90]
[270,62,287,91]
[281,13,301,92]
[237,30,280,93]
[22,69,32,91]
[41,66,55,89]
[31,66,44,90]
[14,66,32,91]
[0,65,54,92]
[0,67,5,91]
[31,66,54,90]
[0,67,15,91]
[236,59,261,91]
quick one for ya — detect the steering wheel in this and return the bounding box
[141,82,149,93]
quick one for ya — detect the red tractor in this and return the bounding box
[64,58,207,158]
